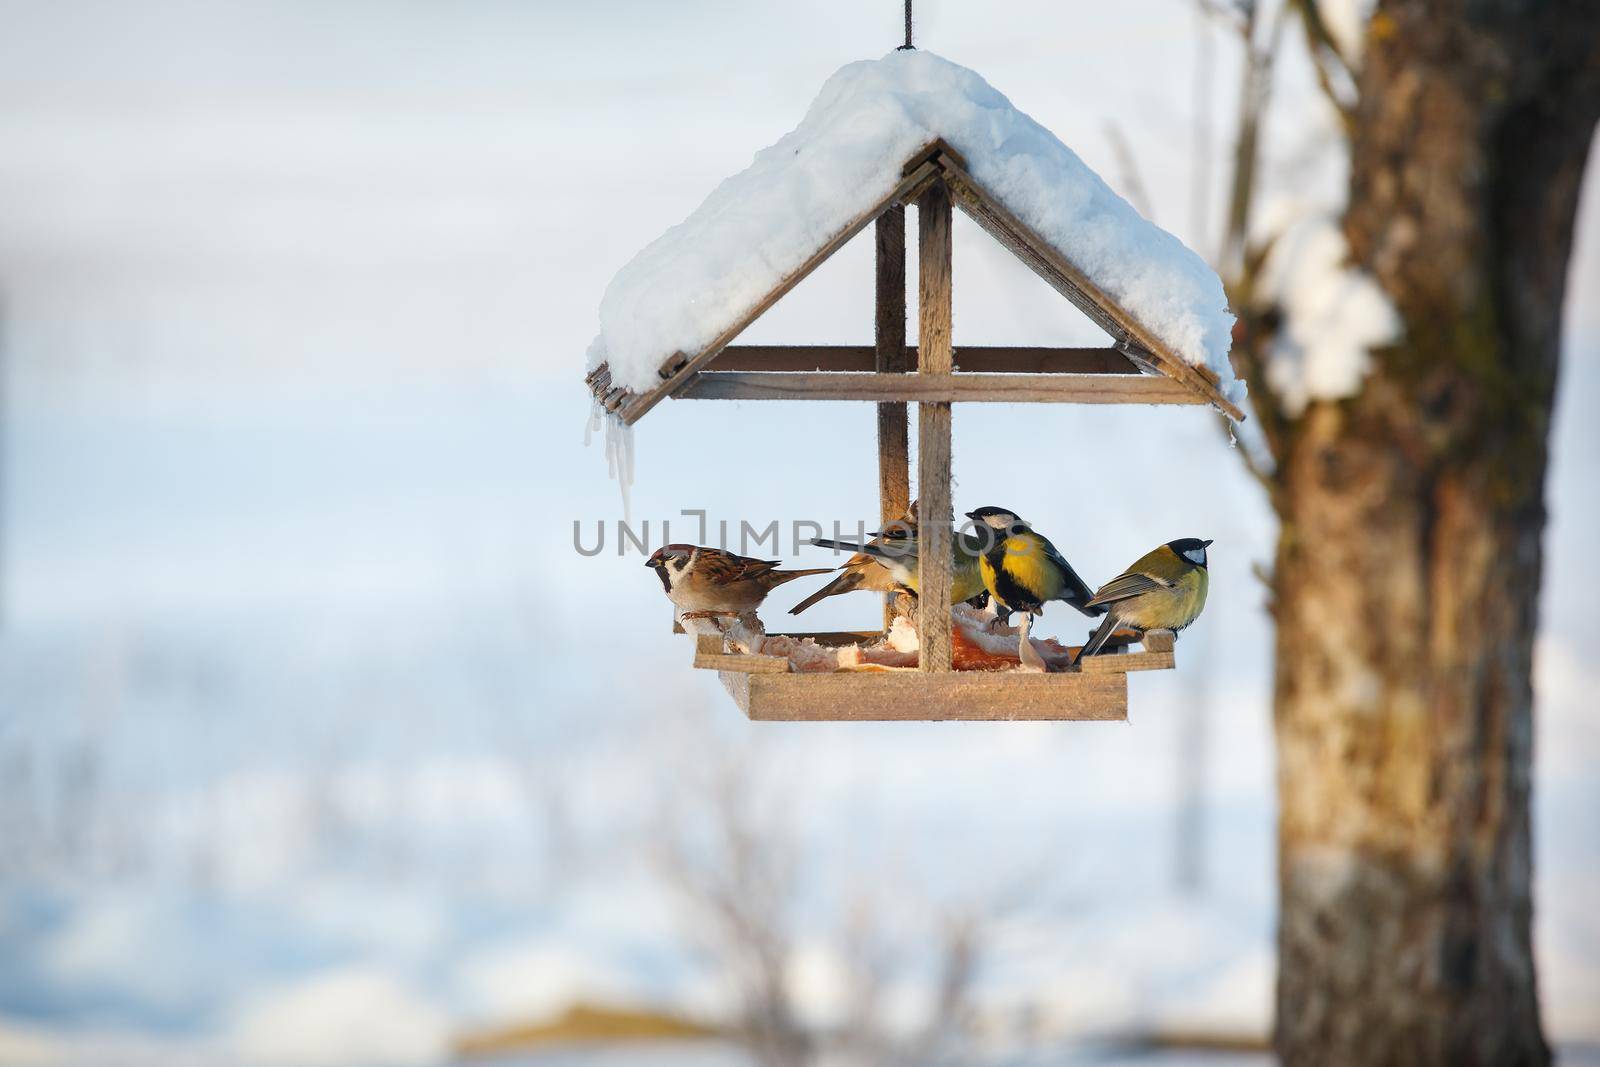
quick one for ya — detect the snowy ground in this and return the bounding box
[1,4,1597,1066]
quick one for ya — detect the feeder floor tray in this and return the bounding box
[694,630,1175,722]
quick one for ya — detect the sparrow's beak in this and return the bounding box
[963,511,978,520]
[1202,539,1214,547]
[643,557,657,568]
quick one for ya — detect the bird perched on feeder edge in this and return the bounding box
[806,524,989,609]
[967,507,1101,619]
[966,506,1104,671]
[790,501,920,616]
[1072,538,1212,666]
[645,545,831,627]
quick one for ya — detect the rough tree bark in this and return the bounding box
[1268,1,1600,1063]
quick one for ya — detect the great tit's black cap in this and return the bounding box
[965,505,1023,522]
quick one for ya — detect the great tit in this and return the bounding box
[807,529,988,607]
[790,502,919,615]
[966,507,1102,620]
[1072,538,1212,665]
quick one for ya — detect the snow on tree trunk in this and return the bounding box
[1269,2,1598,1063]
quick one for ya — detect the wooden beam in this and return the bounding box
[705,345,879,371]
[934,156,1246,421]
[675,371,1209,405]
[875,207,911,633]
[954,347,1138,375]
[916,180,954,674]
[691,634,790,674]
[722,669,1129,722]
[616,159,942,425]
[704,345,1141,374]
[1078,649,1176,673]
[1142,629,1176,653]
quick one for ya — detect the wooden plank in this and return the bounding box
[706,345,879,371]
[1142,630,1176,653]
[616,160,942,425]
[692,634,790,674]
[675,372,1208,405]
[954,347,1138,375]
[1079,650,1176,674]
[935,156,1245,421]
[898,166,941,208]
[916,179,954,674]
[697,653,792,674]
[731,669,1128,722]
[917,402,953,670]
[704,345,1140,374]
[1075,629,1176,672]
[719,670,752,711]
[875,207,911,633]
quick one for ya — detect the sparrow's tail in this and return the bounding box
[789,570,863,615]
[1072,612,1122,667]
[767,567,833,588]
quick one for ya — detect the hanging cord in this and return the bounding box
[898,0,914,49]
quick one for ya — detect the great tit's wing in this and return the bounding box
[1085,570,1171,607]
[1039,538,1101,614]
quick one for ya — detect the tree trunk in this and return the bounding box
[1271,2,1599,1063]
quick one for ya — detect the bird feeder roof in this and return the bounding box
[585,48,1245,422]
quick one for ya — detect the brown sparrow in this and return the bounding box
[646,545,831,624]
[789,501,919,616]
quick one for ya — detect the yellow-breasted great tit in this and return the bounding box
[1073,538,1211,665]
[966,507,1103,620]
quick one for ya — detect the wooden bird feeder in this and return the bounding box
[586,96,1241,723]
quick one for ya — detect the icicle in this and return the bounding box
[604,410,635,523]
[582,397,636,522]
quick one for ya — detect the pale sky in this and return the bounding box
[0,0,1593,629]
[0,7,1595,1049]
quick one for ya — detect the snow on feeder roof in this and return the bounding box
[585,48,1245,424]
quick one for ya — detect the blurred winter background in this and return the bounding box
[0,2,1595,1065]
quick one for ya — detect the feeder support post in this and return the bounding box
[875,206,911,631]
[916,179,954,672]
